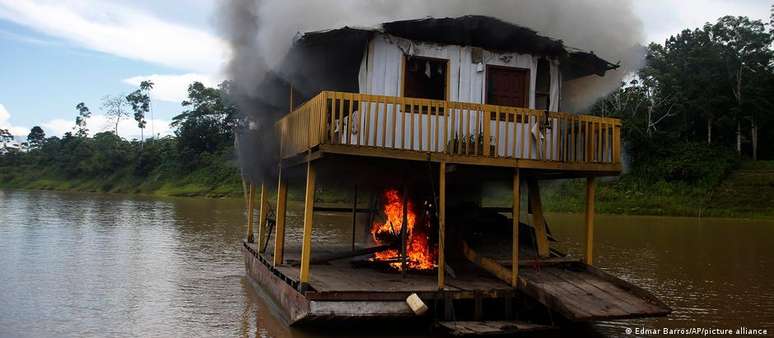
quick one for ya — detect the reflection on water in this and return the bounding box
[0,189,772,337]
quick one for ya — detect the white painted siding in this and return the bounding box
[344,33,562,159]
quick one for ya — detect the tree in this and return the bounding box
[74,102,91,137]
[126,80,154,146]
[27,126,45,149]
[171,81,239,167]
[0,128,13,149]
[101,95,130,136]
[706,16,773,160]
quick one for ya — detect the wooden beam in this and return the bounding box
[400,185,408,277]
[462,241,511,285]
[273,168,288,266]
[351,184,358,252]
[299,162,316,285]
[246,183,255,243]
[512,169,520,287]
[257,182,268,251]
[584,177,596,265]
[438,161,446,290]
[527,179,550,257]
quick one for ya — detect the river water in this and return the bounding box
[1,189,772,337]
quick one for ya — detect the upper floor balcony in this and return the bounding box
[276,91,621,175]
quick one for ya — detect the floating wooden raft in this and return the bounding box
[517,261,672,321]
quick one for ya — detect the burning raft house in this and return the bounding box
[240,16,670,333]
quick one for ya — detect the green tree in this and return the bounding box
[705,16,773,159]
[171,81,239,168]
[126,80,154,145]
[27,126,45,149]
[74,102,91,137]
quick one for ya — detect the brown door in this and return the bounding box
[486,66,529,108]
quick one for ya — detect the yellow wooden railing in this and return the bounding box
[276,91,621,167]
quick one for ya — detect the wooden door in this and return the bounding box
[486,66,529,108]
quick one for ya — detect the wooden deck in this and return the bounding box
[274,252,516,301]
[518,261,671,321]
[244,241,670,324]
[276,91,622,174]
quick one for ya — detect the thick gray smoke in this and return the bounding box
[217,0,645,182]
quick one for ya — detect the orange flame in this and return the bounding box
[370,189,435,271]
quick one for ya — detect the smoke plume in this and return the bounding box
[217,0,645,182]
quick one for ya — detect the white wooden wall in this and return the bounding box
[344,33,562,158]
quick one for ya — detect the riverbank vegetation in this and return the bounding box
[1,15,773,216]
[0,82,243,198]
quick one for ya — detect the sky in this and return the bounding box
[0,0,770,141]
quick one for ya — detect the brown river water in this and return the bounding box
[1,189,773,337]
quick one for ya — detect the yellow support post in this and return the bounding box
[437,161,446,290]
[299,162,317,285]
[584,177,596,265]
[246,183,255,243]
[274,168,288,266]
[512,169,520,287]
[527,179,550,257]
[257,182,268,251]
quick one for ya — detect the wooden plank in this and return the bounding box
[257,182,267,251]
[274,169,288,266]
[346,95,353,145]
[474,109,480,156]
[336,92,344,145]
[364,98,372,146]
[571,117,575,162]
[435,101,440,152]
[442,101,448,153]
[418,101,423,151]
[583,264,671,313]
[518,269,594,320]
[438,160,446,289]
[494,107,500,157]
[463,108,469,155]
[428,102,434,152]
[527,112,533,160]
[315,144,623,173]
[536,269,629,318]
[462,241,512,285]
[391,99,397,148]
[299,162,316,285]
[527,179,550,257]
[409,102,415,150]
[511,112,517,158]
[384,96,387,148]
[511,169,520,287]
[585,177,596,265]
[246,183,255,243]
[553,269,661,315]
[547,268,637,315]
[483,109,490,157]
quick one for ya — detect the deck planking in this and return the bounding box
[518,262,671,321]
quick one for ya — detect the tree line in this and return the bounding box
[589,15,773,184]
[0,81,240,187]
[2,14,772,191]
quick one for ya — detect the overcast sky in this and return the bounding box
[0,0,770,140]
